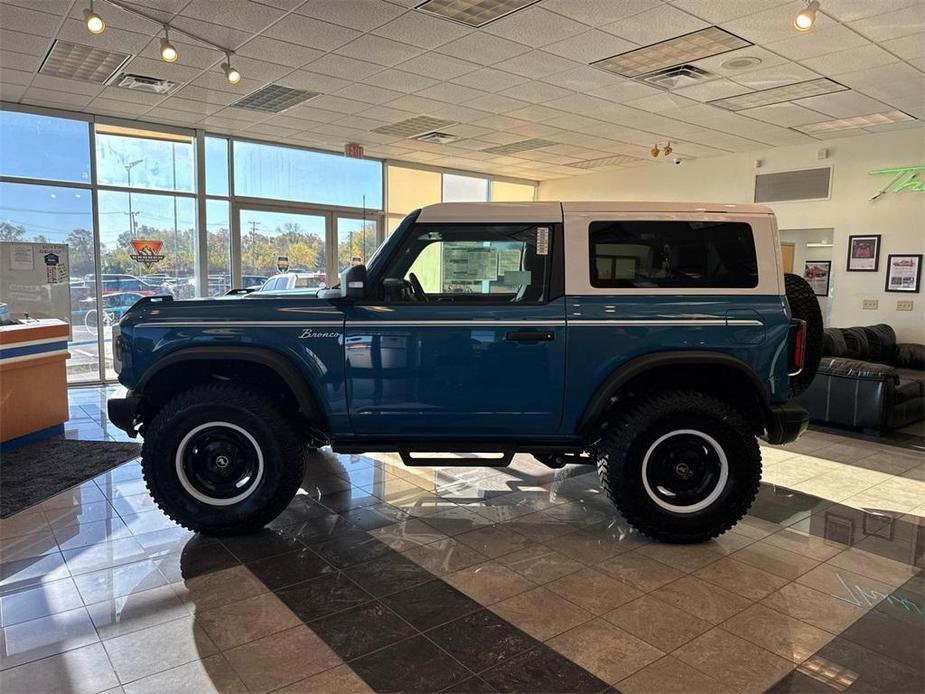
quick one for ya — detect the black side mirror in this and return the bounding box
[340,264,367,299]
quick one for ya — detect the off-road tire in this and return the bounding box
[141,382,306,535]
[784,272,823,397]
[597,390,761,543]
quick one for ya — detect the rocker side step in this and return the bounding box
[398,451,514,467]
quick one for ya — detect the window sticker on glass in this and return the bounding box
[498,249,521,274]
[444,245,498,281]
[536,227,549,255]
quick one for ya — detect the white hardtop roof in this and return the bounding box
[415,201,773,224]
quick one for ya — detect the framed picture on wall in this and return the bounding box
[885,254,922,293]
[803,260,831,296]
[847,234,880,271]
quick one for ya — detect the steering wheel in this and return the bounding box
[408,272,429,303]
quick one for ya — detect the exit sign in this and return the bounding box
[345,143,364,159]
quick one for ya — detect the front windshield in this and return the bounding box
[366,210,419,278]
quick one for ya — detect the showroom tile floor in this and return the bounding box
[0,386,922,693]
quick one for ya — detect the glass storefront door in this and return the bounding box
[336,215,378,277]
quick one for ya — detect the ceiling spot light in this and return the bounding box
[84,0,105,34]
[222,53,240,84]
[794,1,820,32]
[160,27,178,63]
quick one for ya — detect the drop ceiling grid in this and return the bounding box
[0,0,921,179]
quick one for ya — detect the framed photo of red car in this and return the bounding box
[884,254,922,293]
[803,260,831,296]
[846,234,880,272]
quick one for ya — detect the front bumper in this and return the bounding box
[763,401,809,445]
[108,393,141,437]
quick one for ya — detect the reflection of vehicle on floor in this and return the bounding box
[110,202,824,544]
[82,292,147,336]
[256,271,327,292]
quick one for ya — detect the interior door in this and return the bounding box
[343,221,566,437]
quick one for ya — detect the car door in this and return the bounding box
[343,220,566,437]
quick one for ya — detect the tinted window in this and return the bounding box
[589,220,758,289]
[383,223,550,303]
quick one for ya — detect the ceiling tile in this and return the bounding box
[721,1,808,45]
[849,4,925,41]
[235,37,325,68]
[167,16,253,50]
[220,55,292,83]
[121,55,202,84]
[730,62,819,90]
[372,11,472,49]
[416,81,486,104]
[0,28,52,56]
[24,86,96,108]
[799,44,899,76]
[465,93,530,114]
[335,34,422,66]
[688,46,787,77]
[156,96,224,116]
[504,105,571,123]
[296,0,407,31]
[87,96,153,116]
[819,0,921,22]
[278,70,353,94]
[0,4,63,37]
[882,32,925,61]
[543,0,665,26]
[437,33,531,66]
[603,5,709,45]
[492,50,578,79]
[450,67,527,92]
[0,50,42,72]
[334,82,404,105]
[499,80,573,104]
[545,30,637,64]
[482,6,587,46]
[138,37,222,70]
[738,102,827,126]
[542,66,623,92]
[398,52,481,79]
[307,95,371,114]
[764,23,869,61]
[0,67,36,88]
[264,14,361,52]
[385,93,454,114]
[668,0,791,24]
[586,79,663,103]
[359,68,440,93]
[795,91,892,118]
[57,18,151,55]
[672,77,752,102]
[305,54,382,80]
[182,0,287,32]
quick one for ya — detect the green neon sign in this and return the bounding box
[869,165,925,199]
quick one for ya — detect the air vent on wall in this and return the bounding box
[413,131,461,144]
[372,116,456,137]
[112,73,177,95]
[481,138,556,155]
[641,64,713,90]
[39,40,131,84]
[416,0,541,28]
[754,168,831,203]
[710,78,847,111]
[230,85,320,113]
[567,155,644,169]
[593,27,751,78]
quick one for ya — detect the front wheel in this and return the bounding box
[597,391,761,543]
[140,382,306,535]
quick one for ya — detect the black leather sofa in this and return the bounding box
[797,324,925,434]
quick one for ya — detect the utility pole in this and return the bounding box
[124,159,143,238]
[249,220,260,271]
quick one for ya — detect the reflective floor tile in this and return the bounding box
[545,566,643,614]
[454,525,535,559]
[501,511,577,544]
[197,592,301,650]
[275,512,358,545]
[445,561,535,605]
[826,547,922,587]
[547,619,663,685]
[224,626,341,694]
[369,517,446,551]
[796,636,922,694]
[97,478,149,500]
[0,606,99,671]
[121,653,247,694]
[400,537,488,576]
[45,501,120,530]
[52,517,133,551]
[731,540,820,581]
[762,582,870,634]
[794,562,897,609]
[218,529,304,563]
[635,541,727,573]
[496,545,584,584]
[102,615,218,684]
[674,627,795,693]
[603,594,712,653]
[382,578,481,631]
[479,644,609,694]
[0,576,83,627]
[155,540,240,583]
[724,603,835,664]
[245,548,334,591]
[693,556,790,601]
[276,571,372,623]
[427,608,538,674]
[544,529,638,566]
[348,634,470,693]
[0,551,70,592]
[0,510,49,540]
[40,484,107,510]
[61,537,149,575]
[419,505,495,537]
[617,655,735,694]
[343,552,434,598]
[119,511,179,537]
[0,642,119,694]
[170,565,268,613]
[109,493,158,517]
[312,530,393,569]
[595,551,685,592]
[650,575,752,626]
[341,502,408,531]
[491,587,592,641]
[762,526,848,562]
[274,664,373,694]
[87,584,192,640]
[310,600,415,661]
[72,559,168,604]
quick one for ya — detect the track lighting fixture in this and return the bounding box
[222,52,241,85]
[651,143,673,158]
[663,142,673,157]
[83,0,105,34]
[650,144,660,158]
[160,26,178,63]
[793,1,819,32]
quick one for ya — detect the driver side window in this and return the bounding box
[382,223,550,304]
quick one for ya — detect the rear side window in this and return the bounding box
[589,220,758,289]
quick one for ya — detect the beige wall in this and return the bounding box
[539,128,925,342]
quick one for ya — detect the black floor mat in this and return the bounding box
[0,438,140,517]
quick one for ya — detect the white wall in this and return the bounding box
[539,128,925,342]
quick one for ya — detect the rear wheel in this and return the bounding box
[141,382,306,535]
[597,391,761,543]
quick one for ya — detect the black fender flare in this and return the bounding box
[576,350,771,438]
[134,345,325,426]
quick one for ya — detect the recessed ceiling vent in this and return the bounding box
[112,73,177,95]
[230,85,320,113]
[417,0,541,28]
[641,64,713,90]
[413,131,461,144]
[568,154,644,169]
[372,116,456,137]
[481,138,556,155]
[39,40,131,84]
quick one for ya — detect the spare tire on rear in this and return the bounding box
[784,273,824,397]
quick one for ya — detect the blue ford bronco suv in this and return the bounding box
[109,202,822,543]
